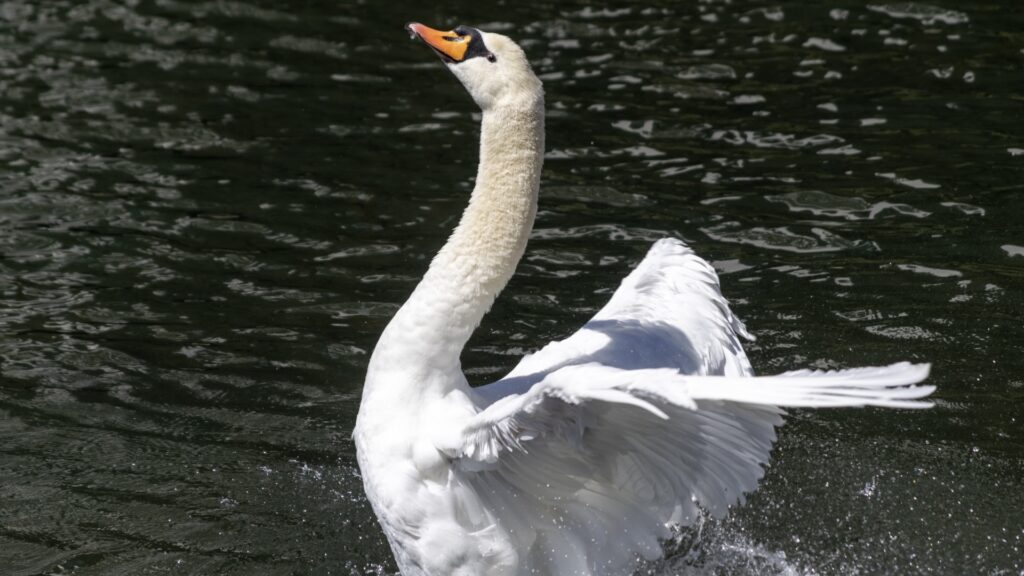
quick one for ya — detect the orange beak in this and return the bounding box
[406,22,471,63]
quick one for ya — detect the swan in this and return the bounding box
[353,23,934,576]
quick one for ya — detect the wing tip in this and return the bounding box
[689,360,937,409]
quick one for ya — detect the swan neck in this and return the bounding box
[370,94,544,385]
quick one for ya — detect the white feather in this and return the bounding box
[431,240,931,575]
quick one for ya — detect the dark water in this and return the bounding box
[1,0,1022,574]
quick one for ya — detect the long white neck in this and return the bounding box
[367,93,544,392]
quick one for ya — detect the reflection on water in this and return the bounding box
[1,0,1022,574]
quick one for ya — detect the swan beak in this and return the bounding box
[406,22,469,63]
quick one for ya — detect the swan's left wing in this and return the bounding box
[437,239,932,573]
[440,362,932,574]
[475,238,755,408]
[454,362,933,475]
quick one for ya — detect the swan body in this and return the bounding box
[353,24,934,576]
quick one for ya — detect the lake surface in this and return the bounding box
[1,0,1022,574]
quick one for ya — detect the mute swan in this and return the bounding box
[353,23,934,576]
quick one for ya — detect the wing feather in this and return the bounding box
[441,239,932,576]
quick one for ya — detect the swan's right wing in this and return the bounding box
[442,362,932,575]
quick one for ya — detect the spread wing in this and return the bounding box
[438,239,933,575]
[481,238,756,407]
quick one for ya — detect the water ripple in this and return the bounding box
[703,223,869,254]
[867,3,970,25]
[1,0,1022,574]
[767,191,930,221]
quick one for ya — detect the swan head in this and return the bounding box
[406,23,542,110]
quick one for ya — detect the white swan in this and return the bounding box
[354,24,934,576]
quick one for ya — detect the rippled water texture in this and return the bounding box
[1,1,1022,574]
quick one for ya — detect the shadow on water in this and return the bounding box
[1,0,1022,574]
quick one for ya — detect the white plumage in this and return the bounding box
[353,24,933,576]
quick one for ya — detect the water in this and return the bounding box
[1,0,1022,574]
